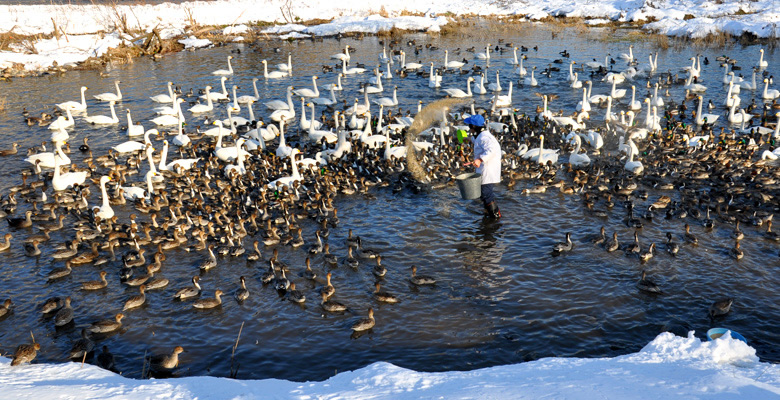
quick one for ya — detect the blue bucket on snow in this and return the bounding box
[707,328,748,344]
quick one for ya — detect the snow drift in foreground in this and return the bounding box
[0,332,778,400]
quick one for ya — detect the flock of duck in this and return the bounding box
[1,33,777,373]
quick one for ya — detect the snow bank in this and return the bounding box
[0,0,777,74]
[0,332,777,399]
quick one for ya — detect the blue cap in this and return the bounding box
[464,114,485,127]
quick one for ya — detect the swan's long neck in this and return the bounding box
[574,135,581,153]
[279,120,286,148]
[587,80,592,97]
[519,56,524,71]
[631,86,636,103]
[764,80,770,97]
[215,124,224,149]
[582,88,588,104]
[80,88,87,108]
[100,179,110,209]
[115,82,122,99]
[248,102,255,121]
[109,102,117,121]
[232,87,239,109]
[159,142,169,171]
[606,97,613,121]
[227,57,233,73]
[221,79,228,96]
[312,76,319,96]
[147,147,158,174]
[146,172,155,195]
[696,98,703,122]
[55,141,66,159]
[127,110,133,126]
[287,53,292,72]
[286,89,294,109]
[308,104,316,133]
[466,79,472,96]
[392,87,397,103]
[444,51,448,66]
[290,152,300,178]
[263,62,269,77]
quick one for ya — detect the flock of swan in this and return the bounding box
[1,33,778,374]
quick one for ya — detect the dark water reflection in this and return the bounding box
[0,25,777,381]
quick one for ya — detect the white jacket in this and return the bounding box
[473,129,501,184]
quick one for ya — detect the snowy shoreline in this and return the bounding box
[1,332,778,399]
[0,0,778,74]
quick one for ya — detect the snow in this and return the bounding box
[178,36,212,49]
[0,332,778,399]
[0,0,778,73]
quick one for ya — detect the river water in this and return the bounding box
[0,25,777,380]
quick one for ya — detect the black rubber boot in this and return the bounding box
[485,201,501,219]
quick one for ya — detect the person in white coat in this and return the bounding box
[464,114,502,218]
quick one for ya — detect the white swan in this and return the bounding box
[444,50,465,70]
[648,52,658,72]
[472,74,488,95]
[57,86,88,112]
[52,154,87,191]
[325,73,343,91]
[373,86,399,106]
[763,79,780,100]
[568,61,577,82]
[383,127,407,160]
[360,72,383,94]
[728,98,753,124]
[224,139,247,176]
[312,87,337,106]
[189,86,214,113]
[644,100,661,131]
[488,70,502,91]
[94,80,122,102]
[494,82,513,107]
[684,75,707,92]
[475,44,490,60]
[428,63,442,88]
[740,69,758,91]
[583,129,604,151]
[113,129,153,153]
[522,135,557,163]
[95,176,114,220]
[570,72,582,89]
[344,91,371,116]
[442,77,473,98]
[695,96,719,125]
[619,44,634,63]
[331,45,350,62]
[524,67,538,86]
[358,113,387,149]
[651,83,664,108]
[342,58,365,75]
[625,146,643,174]
[126,109,144,136]
[84,101,119,125]
[515,54,527,76]
[144,145,164,183]
[276,52,292,72]
[604,96,617,123]
[505,47,520,65]
[237,78,260,104]
[265,86,294,110]
[171,114,190,146]
[610,80,627,99]
[401,51,422,70]
[123,170,157,201]
[628,86,642,111]
[294,76,319,97]
[276,119,293,158]
[151,101,185,126]
[552,111,588,131]
[154,94,184,116]
[300,98,322,130]
[50,122,69,143]
[270,100,296,122]
[48,108,74,130]
[576,86,591,112]
[212,55,234,75]
[150,81,174,103]
[757,48,768,69]
[201,77,229,101]
[268,148,302,189]
[306,104,337,144]
[25,140,68,169]
[568,135,590,169]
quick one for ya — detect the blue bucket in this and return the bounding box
[707,328,748,344]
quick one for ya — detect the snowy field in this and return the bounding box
[2,332,778,399]
[0,0,779,72]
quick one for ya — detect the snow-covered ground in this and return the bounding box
[1,332,778,399]
[0,0,778,73]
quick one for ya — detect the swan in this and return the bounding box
[493,82,513,107]
[488,70,502,91]
[189,86,214,113]
[684,75,707,92]
[359,73,383,94]
[724,81,741,108]
[610,80,627,99]
[524,68,538,86]
[722,64,742,84]
[522,135,557,163]
[442,76,473,98]
[265,86,294,110]
[268,149,302,189]
[144,145,164,183]
[57,86,88,112]
[158,140,199,171]
[625,146,643,174]
[505,47,520,65]
[276,119,293,158]
[373,86,399,106]
[474,44,490,60]
[306,104,337,144]
[444,50,465,70]
[383,127,407,160]
[84,101,119,125]
[251,121,279,142]
[763,79,780,100]
[48,108,74,130]
[576,86,591,112]
[344,91,371,116]
[237,78,260,104]
[428,63,442,88]
[604,72,626,85]
[552,111,587,131]
[648,52,658,72]
[604,96,617,123]
[585,54,609,69]
[325,73,343,91]
[154,94,183,116]
[740,68,757,90]
[50,122,69,143]
[342,58,365,75]
[150,82,174,103]
[95,176,114,220]
[212,55,234,75]
[682,133,709,148]
[568,135,590,168]
[628,86,642,111]
[358,113,387,149]
[695,96,719,125]
[728,98,753,124]
[212,122,249,162]
[294,76,319,97]
[52,154,87,191]
[300,99,322,130]
[400,51,422,70]
[113,129,153,154]
[201,77,229,101]
[226,85,242,114]
[582,129,604,151]
[126,109,144,136]
[312,86,337,106]
[276,52,292,72]
[93,81,122,102]
[618,135,639,156]
[570,72,582,89]
[651,83,664,107]
[619,44,634,63]
[473,74,488,95]
[223,139,247,176]
[568,61,577,82]
[123,170,157,201]
[515,54,527,76]
[171,115,190,146]
[151,101,185,126]
[330,45,350,62]
[270,100,296,122]
[757,48,768,69]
